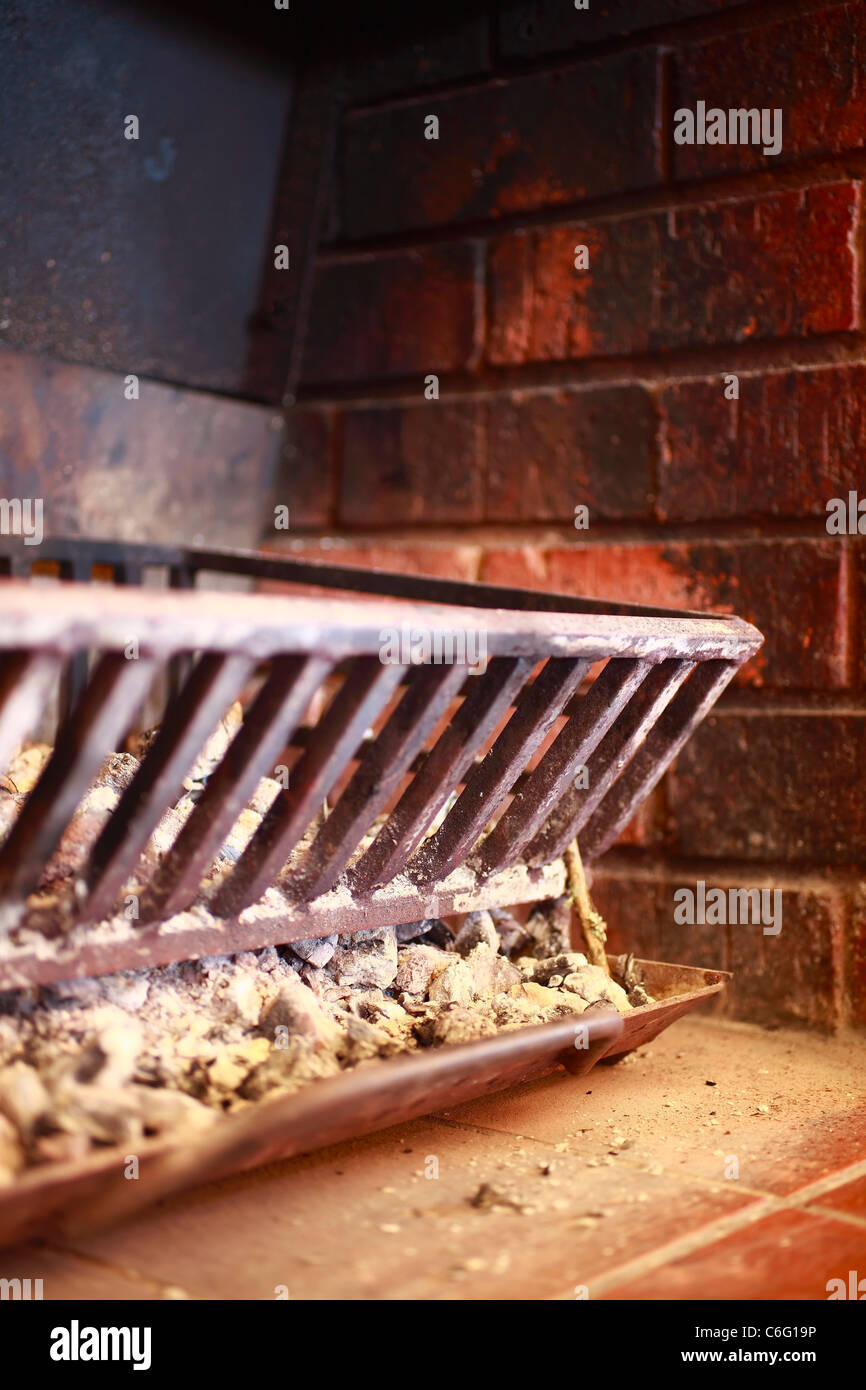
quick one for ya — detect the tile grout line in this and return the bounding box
[42,1240,198,1302]
[31,1107,866,1302]
[551,1153,866,1299]
[784,1154,866,1205]
[805,1202,866,1231]
[552,1195,780,1299]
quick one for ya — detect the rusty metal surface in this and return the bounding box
[0,4,290,395]
[410,656,592,889]
[0,651,61,775]
[600,958,730,1057]
[213,657,403,918]
[246,62,345,404]
[581,659,743,861]
[526,658,697,867]
[82,653,256,923]
[151,654,331,921]
[0,352,283,549]
[296,662,469,900]
[0,653,157,920]
[0,538,747,1242]
[0,578,762,665]
[0,538,762,987]
[350,655,532,892]
[0,858,570,992]
[477,656,653,877]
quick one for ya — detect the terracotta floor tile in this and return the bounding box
[50,1115,751,1301]
[438,1018,866,1198]
[11,1017,866,1300]
[601,1208,866,1301]
[809,1171,866,1223]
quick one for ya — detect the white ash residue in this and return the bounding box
[0,906,644,1183]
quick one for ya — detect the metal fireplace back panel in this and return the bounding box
[0,538,763,991]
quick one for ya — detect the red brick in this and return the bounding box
[575,789,665,859]
[480,539,848,689]
[668,713,866,867]
[340,402,484,525]
[348,15,489,103]
[487,219,658,363]
[604,1208,866,1301]
[589,875,668,964]
[592,872,727,974]
[543,543,705,609]
[727,885,844,1030]
[486,386,654,522]
[266,537,482,586]
[303,243,478,383]
[664,183,859,345]
[342,53,661,238]
[273,408,333,529]
[593,871,844,1028]
[816,1170,866,1221]
[659,368,866,522]
[857,539,866,687]
[487,184,859,364]
[614,795,662,851]
[849,884,866,1028]
[477,544,553,593]
[674,5,866,178]
[499,0,732,54]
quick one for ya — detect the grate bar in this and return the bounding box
[477,658,654,878]
[0,651,62,777]
[112,562,144,587]
[148,654,332,920]
[410,657,592,889]
[82,652,254,923]
[0,542,763,973]
[0,652,157,925]
[296,661,470,900]
[215,657,404,916]
[57,558,94,723]
[349,655,533,894]
[527,658,696,866]
[581,659,741,862]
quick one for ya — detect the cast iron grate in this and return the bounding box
[0,537,762,992]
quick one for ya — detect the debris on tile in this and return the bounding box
[468,1182,525,1213]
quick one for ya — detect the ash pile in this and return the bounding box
[0,902,649,1183]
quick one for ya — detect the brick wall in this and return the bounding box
[275,0,866,1031]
